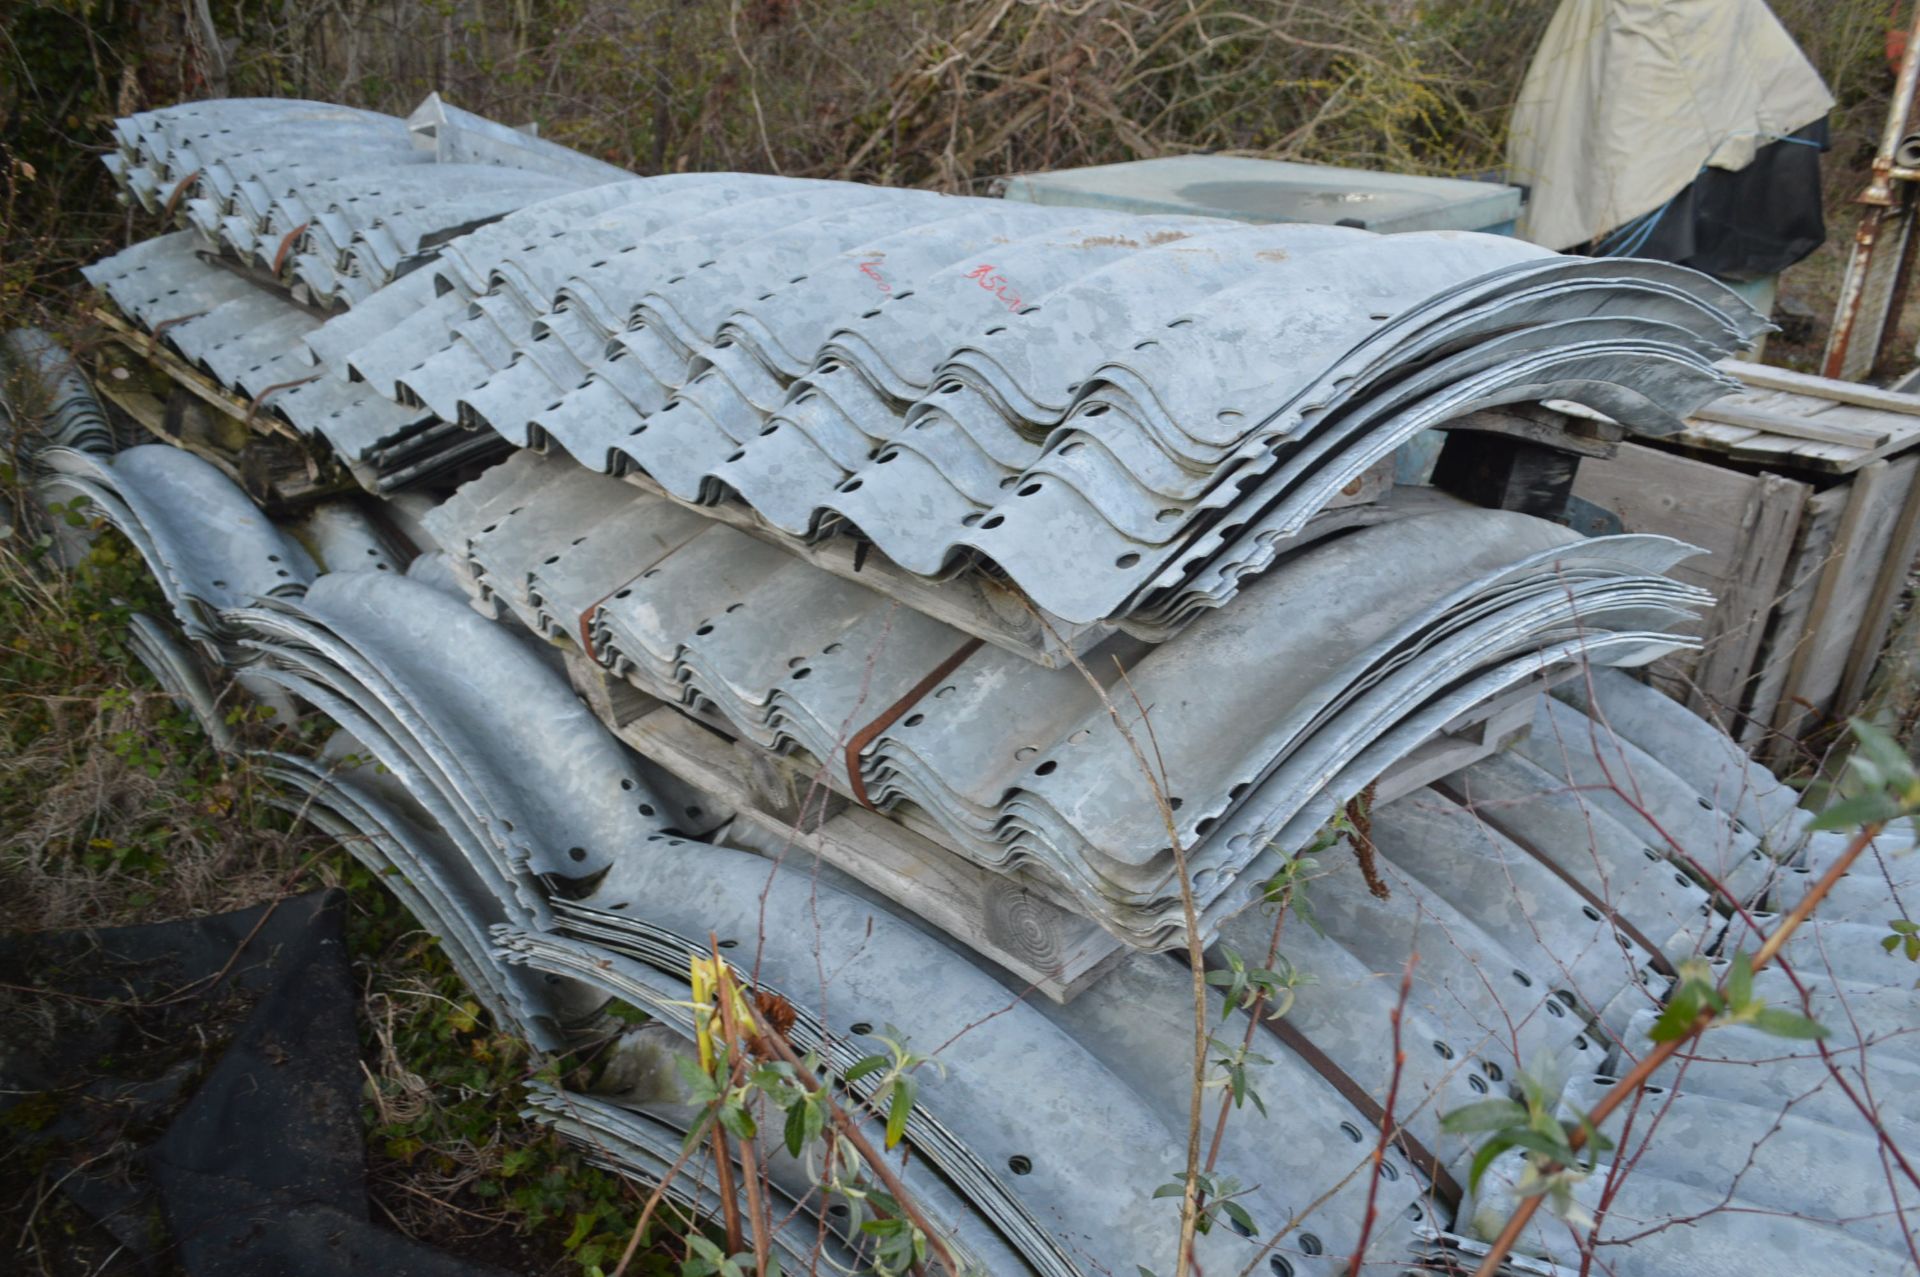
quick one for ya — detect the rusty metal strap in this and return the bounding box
[1241,976,1465,1209]
[844,637,984,810]
[272,221,312,275]
[1429,776,1678,981]
[162,169,203,220]
[243,373,325,430]
[150,311,210,342]
[1264,1011,1462,1207]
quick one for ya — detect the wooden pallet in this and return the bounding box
[561,645,1550,1001]
[1675,361,1920,475]
[1571,363,1920,760]
[82,305,350,508]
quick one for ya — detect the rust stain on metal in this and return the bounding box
[272,222,311,274]
[162,169,203,219]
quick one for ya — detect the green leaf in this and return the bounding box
[884,1075,915,1149]
[1151,1180,1186,1200]
[1853,719,1913,783]
[1220,1199,1258,1236]
[1886,935,1904,954]
[1752,1007,1831,1040]
[783,1097,816,1158]
[843,1055,887,1086]
[1439,1098,1529,1135]
[564,1211,598,1250]
[1647,991,1706,1042]
[718,1101,757,1141]
[1890,919,1918,935]
[1292,891,1325,938]
[1467,1134,1517,1191]
[1726,951,1754,1009]
[1808,793,1901,832]
[1506,1127,1579,1166]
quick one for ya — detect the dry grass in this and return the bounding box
[0,529,334,933]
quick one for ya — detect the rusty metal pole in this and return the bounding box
[1822,5,1920,381]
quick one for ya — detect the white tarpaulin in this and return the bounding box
[1508,0,1834,251]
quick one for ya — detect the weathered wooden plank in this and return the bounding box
[88,305,304,442]
[1724,432,1864,474]
[616,703,1127,1002]
[1812,401,1920,437]
[1571,440,1759,581]
[1570,441,1802,703]
[1769,459,1907,749]
[1783,439,1877,467]
[1721,359,1920,417]
[1741,486,1848,753]
[1838,454,1920,713]
[1693,401,1889,449]
[1682,472,1808,718]
[1673,420,1760,449]
[93,379,251,486]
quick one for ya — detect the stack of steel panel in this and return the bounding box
[23,369,1914,1276]
[89,97,619,485]
[422,447,1710,949]
[52,96,1920,1275]
[37,443,316,657]
[322,181,1755,634]
[88,97,1762,631]
[0,328,120,454]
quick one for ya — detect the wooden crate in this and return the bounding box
[1570,362,1920,764]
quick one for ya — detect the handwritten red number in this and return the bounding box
[964,263,1022,312]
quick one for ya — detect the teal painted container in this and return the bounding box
[998,154,1523,235]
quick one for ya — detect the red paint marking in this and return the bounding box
[964,263,1023,312]
[857,260,892,294]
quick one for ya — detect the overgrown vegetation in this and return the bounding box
[1,1,1906,297]
[0,509,667,1274]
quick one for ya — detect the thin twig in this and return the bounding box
[755,1024,959,1276]
[1470,820,1887,1277]
[1347,951,1416,1275]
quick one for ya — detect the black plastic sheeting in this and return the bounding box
[0,890,514,1277]
[1595,118,1830,281]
